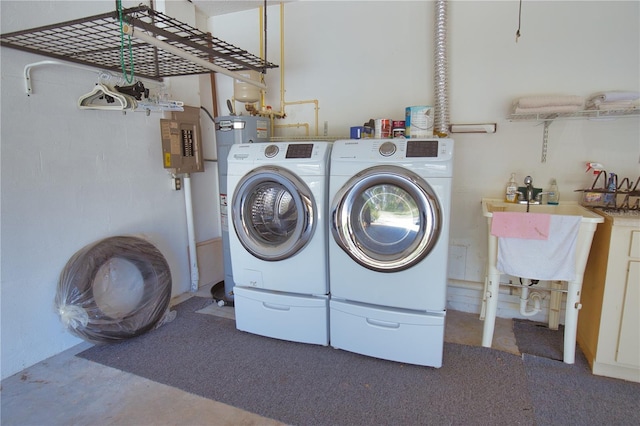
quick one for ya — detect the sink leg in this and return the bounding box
[481,271,501,348]
[563,277,583,364]
[483,229,501,348]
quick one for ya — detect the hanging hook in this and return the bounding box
[515,0,523,42]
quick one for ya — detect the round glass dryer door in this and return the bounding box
[232,166,316,261]
[331,165,441,272]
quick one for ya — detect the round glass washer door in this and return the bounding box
[232,166,316,261]
[331,165,441,272]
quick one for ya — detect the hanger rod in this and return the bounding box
[23,60,164,96]
[24,60,112,96]
[123,24,267,90]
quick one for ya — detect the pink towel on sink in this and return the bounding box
[490,212,551,240]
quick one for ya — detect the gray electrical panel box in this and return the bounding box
[160,106,204,174]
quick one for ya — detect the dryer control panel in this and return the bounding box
[286,143,314,159]
[406,139,439,158]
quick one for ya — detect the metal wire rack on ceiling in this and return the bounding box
[0,5,278,82]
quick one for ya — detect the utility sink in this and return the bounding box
[482,198,604,222]
[480,198,604,364]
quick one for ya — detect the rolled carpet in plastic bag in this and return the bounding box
[55,235,172,343]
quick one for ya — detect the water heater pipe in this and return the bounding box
[183,174,200,292]
[123,24,267,90]
[257,4,320,136]
[273,122,310,135]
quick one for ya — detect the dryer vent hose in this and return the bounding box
[434,0,450,137]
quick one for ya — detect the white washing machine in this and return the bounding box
[328,138,454,367]
[227,141,332,345]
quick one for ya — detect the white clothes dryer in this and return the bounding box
[227,141,332,345]
[328,138,454,367]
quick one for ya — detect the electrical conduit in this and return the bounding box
[183,174,199,292]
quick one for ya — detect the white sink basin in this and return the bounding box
[480,198,603,364]
[482,198,604,223]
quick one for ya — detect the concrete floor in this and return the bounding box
[1,291,518,426]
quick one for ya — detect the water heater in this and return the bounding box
[214,115,270,302]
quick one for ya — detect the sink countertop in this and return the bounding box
[482,198,604,223]
[589,208,640,227]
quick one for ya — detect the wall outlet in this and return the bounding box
[171,177,182,191]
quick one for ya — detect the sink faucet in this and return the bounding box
[515,176,542,211]
[524,176,534,201]
[523,176,534,212]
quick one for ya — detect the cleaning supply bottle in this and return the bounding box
[604,173,617,206]
[505,173,518,203]
[547,178,559,205]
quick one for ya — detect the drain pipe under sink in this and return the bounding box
[520,286,542,317]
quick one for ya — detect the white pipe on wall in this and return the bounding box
[183,174,200,292]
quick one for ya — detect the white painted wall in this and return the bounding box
[1,0,638,379]
[0,0,210,379]
[209,0,639,321]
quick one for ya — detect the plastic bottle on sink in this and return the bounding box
[604,173,617,206]
[505,173,518,203]
[547,178,559,205]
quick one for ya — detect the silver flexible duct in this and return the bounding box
[434,0,449,137]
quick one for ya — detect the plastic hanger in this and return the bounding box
[78,83,130,110]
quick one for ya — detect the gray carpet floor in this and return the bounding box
[513,318,565,361]
[78,297,640,426]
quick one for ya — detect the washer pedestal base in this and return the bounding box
[330,299,445,368]
[234,286,329,345]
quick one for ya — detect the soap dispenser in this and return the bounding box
[547,178,559,205]
[505,173,518,203]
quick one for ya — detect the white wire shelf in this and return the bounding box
[0,5,278,82]
[508,107,640,163]
[508,107,640,122]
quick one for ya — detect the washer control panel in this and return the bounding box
[264,144,279,158]
[379,141,397,157]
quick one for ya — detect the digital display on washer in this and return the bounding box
[286,143,314,159]
[406,140,439,158]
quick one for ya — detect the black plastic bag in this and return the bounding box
[55,236,173,343]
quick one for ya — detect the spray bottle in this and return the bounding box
[585,162,605,175]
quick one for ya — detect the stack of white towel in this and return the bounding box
[512,95,585,114]
[585,91,640,111]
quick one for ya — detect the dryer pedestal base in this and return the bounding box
[234,286,329,345]
[330,299,445,368]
